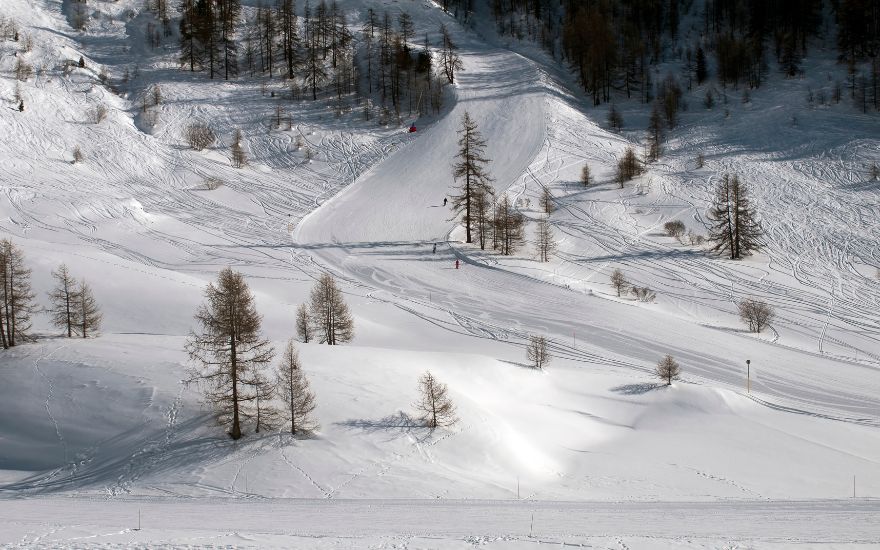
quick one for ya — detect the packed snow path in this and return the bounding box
[3,497,879,548]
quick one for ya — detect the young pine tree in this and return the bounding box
[707,174,763,260]
[242,365,278,433]
[472,187,493,250]
[308,273,354,345]
[48,264,79,338]
[276,339,318,435]
[0,239,36,348]
[414,370,457,429]
[451,111,493,244]
[535,218,556,263]
[185,268,275,439]
[231,129,247,168]
[494,194,525,255]
[295,303,312,343]
[540,187,554,214]
[76,279,102,338]
[580,164,592,186]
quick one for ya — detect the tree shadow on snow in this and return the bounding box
[335,411,421,433]
[610,382,663,395]
[498,359,541,371]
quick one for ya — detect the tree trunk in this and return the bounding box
[230,322,241,440]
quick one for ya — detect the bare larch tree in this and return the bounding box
[535,218,557,263]
[656,354,681,385]
[309,273,354,345]
[49,264,78,338]
[414,370,457,429]
[76,279,102,338]
[707,174,763,260]
[185,268,274,439]
[580,164,592,186]
[494,194,525,255]
[296,303,312,343]
[0,239,36,348]
[610,268,628,297]
[451,111,493,244]
[439,24,462,84]
[526,335,550,369]
[738,298,775,333]
[540,187,554,214]
[277,339,318,435]
[231,128,247,168]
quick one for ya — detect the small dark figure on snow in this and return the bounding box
[443,197,448,206]
[78,56,85,68]
[455,259,460,269]
[18,100,24,112]
[432,243,437,254]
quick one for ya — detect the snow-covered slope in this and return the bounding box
[1,0,879,546]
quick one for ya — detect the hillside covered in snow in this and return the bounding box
[1,0,879,547]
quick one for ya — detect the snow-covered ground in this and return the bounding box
[1,0,879,546]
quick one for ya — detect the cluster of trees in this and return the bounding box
[178,0,244,80]
[0,240,35,348]
[185,268,325,439]
[490,0,878,113]
[170,0,455,120]
[0,241,102,349]
[450,112,549,258]
[609,268,656,303]
[186,268,461,437]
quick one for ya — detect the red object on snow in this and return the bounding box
[455,260,460,269]
[409,125,417,133]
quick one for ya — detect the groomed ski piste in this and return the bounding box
[1,0,879,547]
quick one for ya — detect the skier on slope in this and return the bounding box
[443,197,447,206]
[432,243,437,254]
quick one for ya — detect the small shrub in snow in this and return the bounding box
[738,298,774,333]
[526,335,550,370]
[185,122,216,151]
[631,286,656,303]
[663,220,686,240]
[687,230,705,246]
[72,146,84,164]
[656,355,680,385]
[203,177,223,190]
